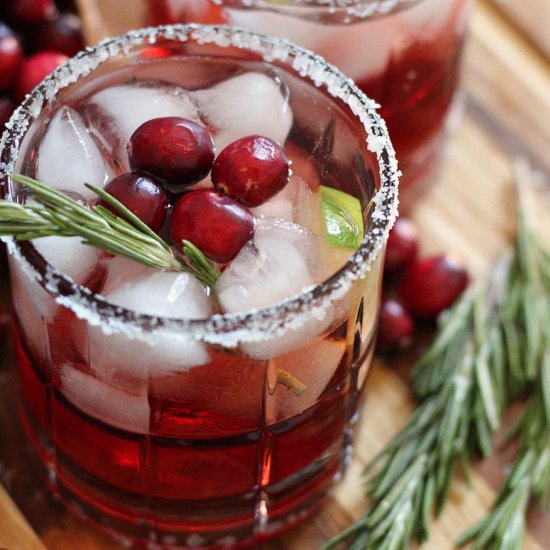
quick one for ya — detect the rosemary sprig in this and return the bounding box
[454,160,550,549]
[324,160,550,550]
[457,383,550,550]
[324,272,511,550]
[0,174,220,291]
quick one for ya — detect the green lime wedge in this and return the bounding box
[320,185,364,250]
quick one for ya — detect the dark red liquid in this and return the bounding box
[14,303,372,548]
[355,24,467,206]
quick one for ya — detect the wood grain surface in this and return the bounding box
[1,0,550,548]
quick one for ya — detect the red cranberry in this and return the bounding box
[212,135,289,207]
[170,190,254,263]
[8,0,57,24]
[128,117,215,189]
[384,217,418,274]
[0,24,24,91]
[377,299,414,352]
[34,13,85,57]
[398,254,469,319]
[14,51,69,102]
[100,172,169,233]
[0,96,15,130]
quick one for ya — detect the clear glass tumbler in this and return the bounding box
[1,24,398,549]
[146,0,473,207]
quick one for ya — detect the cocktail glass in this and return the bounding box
[0,24,398,549]
[146,0,473,208]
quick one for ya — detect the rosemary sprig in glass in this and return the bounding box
[324,160,550,550]
[0,174,220,290]
[0,174,312,396]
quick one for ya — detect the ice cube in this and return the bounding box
[265,337,346,423]
[33,236,100,286]
[99,255,157,296]
[285,142,320,190]
[250,174,305,221]
[88,83,200,167]
[9,255,52,356]
[251,173,320,223]
[192,72,293,152]
[90,271,211,382]
[59,365,150,434]
[251,190,293,222]
[218,217,317,313]
[227,9,327,59]
[315,22,396,83]
[217,217,333,358]
[150,350,265,436]
[106,271,211,319]
[227,9,393,82]
[37,106,108,200]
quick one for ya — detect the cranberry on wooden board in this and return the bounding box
[170,190,254,264]
[8,0,57,24]
[100,173,169,233]
[384,217,419,274]
[377,299,414,351]
[212,135,290,207]
[14,51,68,102]
[34,13,85,57]
[128,117,215,189]
[0,23,24,91]
[398,254,469,319]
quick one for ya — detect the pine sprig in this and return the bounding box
[0,174,221,291]
[324,160,550,550]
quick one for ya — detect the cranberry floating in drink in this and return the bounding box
[212,134,290,206]
[100,172,169,232]
[0,25,398,548]
[128,116,215,188]
[170,189,255,263]
[147,0,474,209]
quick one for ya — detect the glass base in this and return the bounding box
[20,398,345,549]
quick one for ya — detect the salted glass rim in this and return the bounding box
[0,24,399,346]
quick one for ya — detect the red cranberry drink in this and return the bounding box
[0,25,398,548]
[147,0,473,208]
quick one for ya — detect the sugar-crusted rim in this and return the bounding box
[0,24,399,346]
[214,0,422,19]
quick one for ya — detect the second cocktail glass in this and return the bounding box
[147,0,474,207]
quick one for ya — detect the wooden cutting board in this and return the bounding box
[1,0,550,548]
